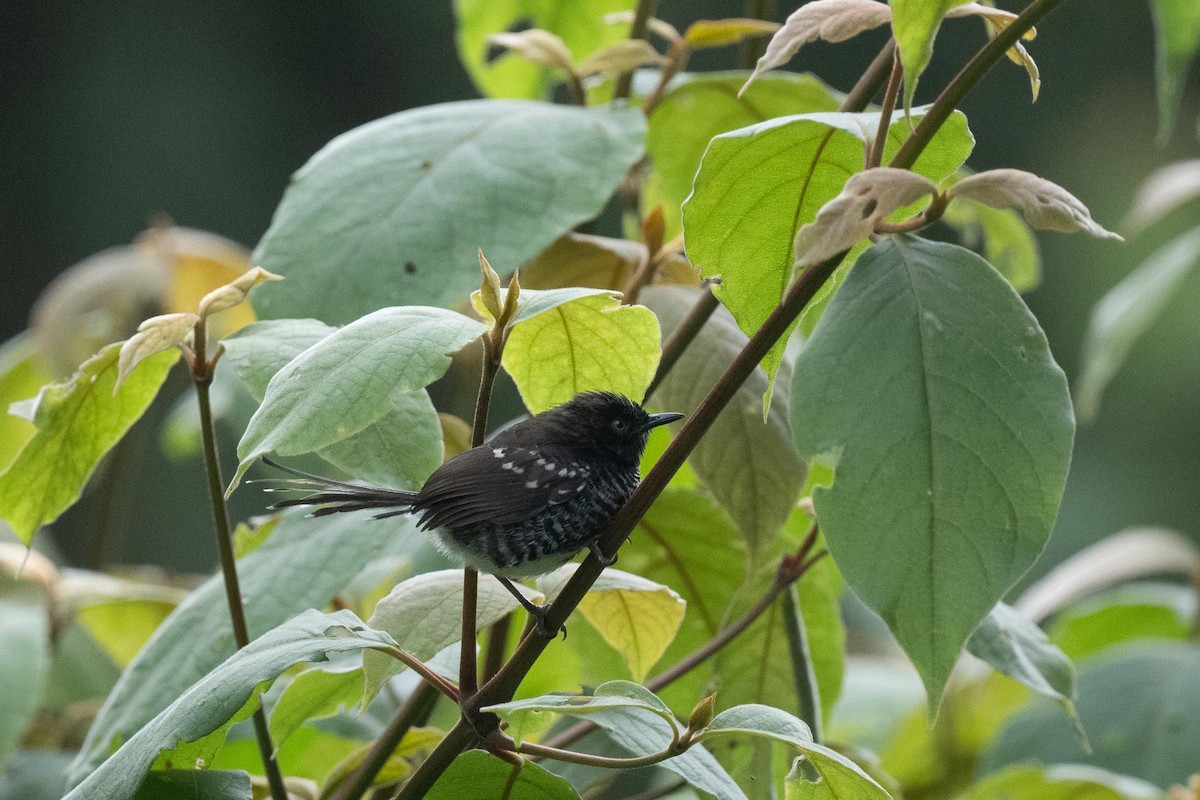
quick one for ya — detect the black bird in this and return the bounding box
[264,391,683,634]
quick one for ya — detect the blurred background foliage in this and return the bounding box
[0,0,1196,584]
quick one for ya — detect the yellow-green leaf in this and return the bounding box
[684,18,781,50]
[0,334,52,472]
[890,0,965,110]
[540,565,685,682]
[0,344,176,544]
[502,293,661,413]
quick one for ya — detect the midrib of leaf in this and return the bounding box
[638,519,718,632]
[782,128,840,304]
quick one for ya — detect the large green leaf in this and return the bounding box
[683,108,973,401]
[790,236,1073,707]
[69,512,423,786]
[1076,227,1200,421]
[130,770,252,800]
[63,611,395,800]
[984,641,1200,789]
[1150,0,1200,139]
[0,344,176,543]
[223,319,443,489]
[889,0,965,110]
[428,750,580,800]
[501,292,661,413]
[1048,583,1195,660]
[643,285,805,554]
[361,569,543,703]
[645,71,841,234]
[0,577,49,770]
[267,667,363,750]
[962,764,1161,800]
[232,307,484,489]
[696,704,891,800]
[252,101,645,324]
[0,334,51,472]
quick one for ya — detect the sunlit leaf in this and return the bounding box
[942,193,1041,292]
[268,667,363,749]
[427,750,581,800]
[684,18,781,50]
[0,344,176,544]
[890,0,965,111]
[76,598,178,669]
[1149,0,1200,140]
[539,565,686,682]
[791,237,1073,707]
[0,334,52,472]
[501,292,660,413]
[963,763,1161,800]
[1049,583,1195,661]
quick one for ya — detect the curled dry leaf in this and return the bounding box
[793,168,939,267]
[115,312,197,392]
[946,3,1041,100]
[576,39,668,79]
[1124,160,1200,233]
[604,11,682,45]
[683,18,783,50]
[741,0,892,95]
[948,169,1123,240]
[197,266,283,319]
[485,29,576,73]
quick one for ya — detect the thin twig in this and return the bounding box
[780,583,822,743]
[614,0,659,100]
[867,51,903,169]
[496,732,684,770]
[192,319,288,800]
[482,613,512,684]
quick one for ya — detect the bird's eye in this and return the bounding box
[611,419,628,433]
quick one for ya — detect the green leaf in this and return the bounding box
[790,236,1073,708]
[984,641,1200,789]
[683,108,973,402]
[69,511,424,787]
[643,286,805,553]
[252,101,645,324]
[488,681,744,799]
[223,319,443,490]
[645,71,841,235]
[362,569,544,704]
[469,286,614,326]
[696,704,891,800]
[428,750,580,800]
[889,0,962,111]
[1076,227,1200,422]
[321,726,443,793]
[963,764,1162,800]
[268,667,362,750]
[0,334,52,472]
[63,610,396,800]
[76,598,178,669]
[1049,584,1194,660]
[454,0,633,99]
[130,770,252,800]
[538,565,686,682]
[0,577,49,770]
[0,344,176,544]
[232,307,484,490]
[0,750,79,800]
[1150,0,1200,140]
[967,603,1083,742]
[942,195,1041,292]
[501,293,661,413]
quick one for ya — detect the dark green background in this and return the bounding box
[1,1,1196,580]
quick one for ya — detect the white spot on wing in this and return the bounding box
[526,480,539,489]
[493,448,506,457]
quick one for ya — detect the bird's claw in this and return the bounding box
[531,604,568,640]
[589,543,618,568]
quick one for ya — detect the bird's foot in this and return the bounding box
[589,542,618,568]
[531,604,567,640]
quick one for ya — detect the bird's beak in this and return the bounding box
[641,411,684,432]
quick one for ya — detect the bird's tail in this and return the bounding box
[258,457,419,519]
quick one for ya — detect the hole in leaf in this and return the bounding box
[404,261,417,275]
[861,198,878,218]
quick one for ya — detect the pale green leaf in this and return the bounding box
[252,101,645,323]
[643,285,805,552]
[114,312,196,392]
[321,727,444,793]
[232,307,484,490]
[362,570,543,704]
[69,512,424,786]
[683,108,973,403]
[268,667,363,750]
[890,0,961,111]
[539,565,686,682]
[684,18,781,50]
[1076,227,1200,421]
[455,0,634,99]
[985,642,1200,789]
[942,194,1041,292]
[962,764,1161,800]
[791,236,1073,708]
[427,750,580,800]
[63,610,396,800]
[0,335,52,472]
[0,577,49,770]
[130,770,252,800]
[0,344,176,543]
[1049,583,1195,660]
[1150,0,1200,140]
[502,293,661,413]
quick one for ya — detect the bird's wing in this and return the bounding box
[413,445,590,530]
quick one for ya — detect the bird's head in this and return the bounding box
[535,391,684,466]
